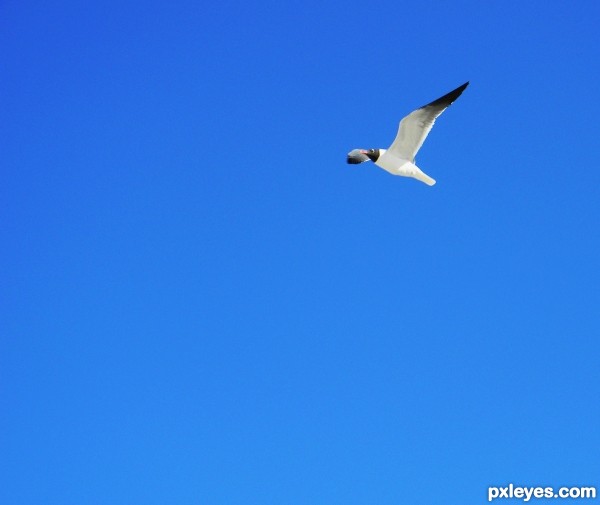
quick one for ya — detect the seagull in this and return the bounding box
[347,82,469,186]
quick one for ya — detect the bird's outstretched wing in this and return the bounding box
[387,82,469,161]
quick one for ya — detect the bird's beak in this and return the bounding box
[346,149,370,164]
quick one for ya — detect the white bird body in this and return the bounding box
[346,82,469,186]
[374,149,436,186]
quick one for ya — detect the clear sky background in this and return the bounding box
[2,1,599,503]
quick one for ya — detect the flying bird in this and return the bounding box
[347,82,469,186]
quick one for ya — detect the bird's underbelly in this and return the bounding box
[375,153,418,177]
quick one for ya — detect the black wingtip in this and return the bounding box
[425,81,469,108]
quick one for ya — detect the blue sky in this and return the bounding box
[2,0,599,503]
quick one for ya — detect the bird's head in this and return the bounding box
[346,148,380,164]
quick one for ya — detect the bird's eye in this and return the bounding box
[369,149,374,153]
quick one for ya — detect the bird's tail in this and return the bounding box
[413,168,436,186]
